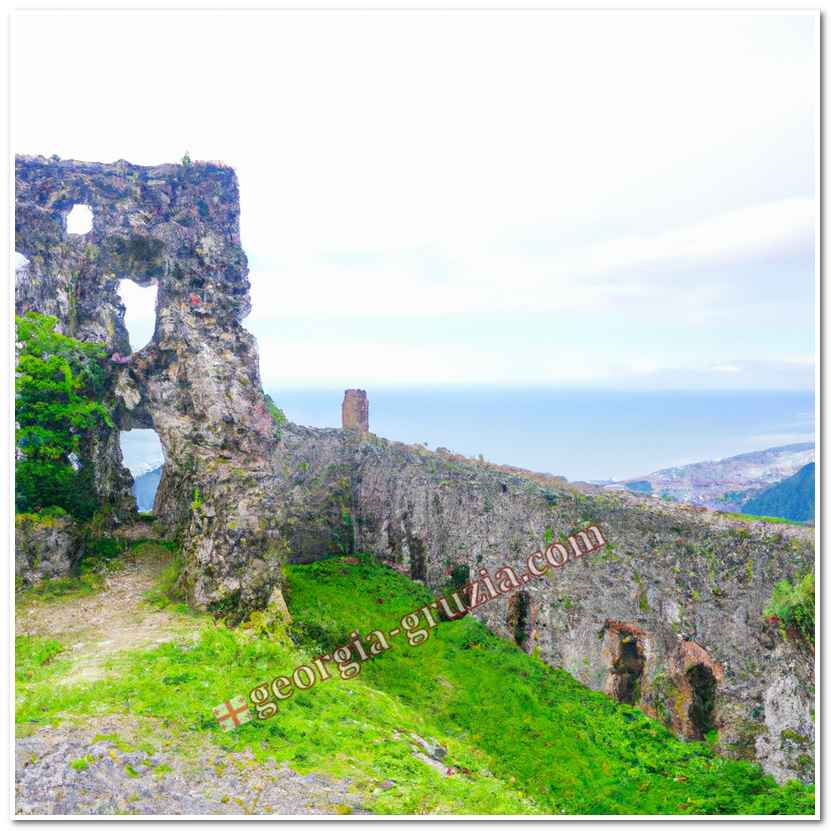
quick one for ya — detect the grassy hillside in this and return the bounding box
[743,463,815,523]
[16,549,813,815]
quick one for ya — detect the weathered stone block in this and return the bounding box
[15,514,82,586]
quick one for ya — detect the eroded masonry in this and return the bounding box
[15,155,814,786]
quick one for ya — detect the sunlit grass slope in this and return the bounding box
[16,551,813,815]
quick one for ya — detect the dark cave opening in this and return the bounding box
[687,663,717,738]
[609,631,645,705]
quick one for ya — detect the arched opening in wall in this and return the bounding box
[66,204,94,235]
[117,279,157,353]
[507,590,531,648]
[686,663,717,739]
[119,429,164,514]
[15,251,30,273]
[607,630,645,705]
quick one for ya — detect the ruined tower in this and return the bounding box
[15,155,285,617]
[341,389,369,432]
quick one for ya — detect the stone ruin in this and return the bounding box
[341,389,369,432]
[15,155,815,784]
[15,155,284,614]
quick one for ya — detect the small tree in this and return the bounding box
[15,313,112,519]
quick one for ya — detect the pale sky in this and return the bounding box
[13,11,817,390]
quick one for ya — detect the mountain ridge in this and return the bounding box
[612,442,814,511]
[743,462,815,522]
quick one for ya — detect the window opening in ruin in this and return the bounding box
[609,631,645,704]
[686,663,717,739]
[66,204,93,235]
[118,279,157,353]
[507,590,531,647]
[119,429,164,514]
[15,252,30,272]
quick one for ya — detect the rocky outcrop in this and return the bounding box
[15,514,82,586]
[15,719,367,815]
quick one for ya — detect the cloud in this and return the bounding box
[13,12,816,390]
[256,335,608,387]
[248,196,814,321]
[571,197,814,276]
[602,358,815,391]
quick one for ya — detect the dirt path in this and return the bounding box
[16,544,201,684]
[15,546,367,816]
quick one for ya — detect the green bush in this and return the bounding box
[15,313,111,519]
[263,394,287,437]
[764,573,815,644]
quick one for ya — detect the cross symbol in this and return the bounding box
[212,696,252,732]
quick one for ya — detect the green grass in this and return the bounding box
[17,573,106,602]
[721,512,798,525]
[16,635,65,683]
[282,556,813,815]
[14,554,814,816]
[142,546,188,612]
[764,572,815,645]
[17,538,177,606]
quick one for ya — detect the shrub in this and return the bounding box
[15,313,111,519]
[764,573,815,645]
[264,394,287,433]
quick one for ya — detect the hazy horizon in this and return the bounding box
[121,386,814,483]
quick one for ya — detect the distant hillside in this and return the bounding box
[612,443,814,510]
[132,465,162,513]
[742,462,814,522]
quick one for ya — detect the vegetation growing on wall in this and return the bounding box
[264,393,287,439]
[764,572,815,645]
[15,313,112,520]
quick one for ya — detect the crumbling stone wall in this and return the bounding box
[15,155,284,615]
[278,427,814,784]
